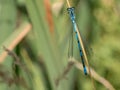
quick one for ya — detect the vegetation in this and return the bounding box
[0,0,119,90]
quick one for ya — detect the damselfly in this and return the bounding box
[66,0,93,75]
[66,1,96,89]
[67,7,87,75]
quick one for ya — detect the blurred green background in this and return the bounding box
[0,0,120,90]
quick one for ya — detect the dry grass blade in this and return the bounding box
[0,21,32,63]
[69,58,115,90]
[55,58,75,86]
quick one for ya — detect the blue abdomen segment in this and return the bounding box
[80,49,87,75]
[83,66,87,75]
